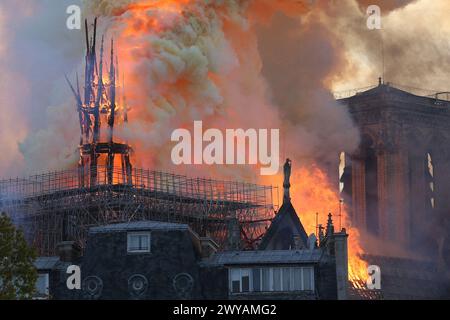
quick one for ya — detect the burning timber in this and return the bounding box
[0,19,276,256]
[65,18,132,185]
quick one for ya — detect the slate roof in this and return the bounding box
[89,220,190,234]
[203,249,322,266]
[259,200,309,250]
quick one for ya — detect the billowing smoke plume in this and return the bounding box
[75,0,360,184]
[326,0,450,92]
[2,0,433,179]
[81,0,285,182]
[0,0,83,175]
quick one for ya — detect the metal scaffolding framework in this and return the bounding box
[0,166,277,255]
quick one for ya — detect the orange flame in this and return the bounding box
[262,164,368,286]
[292,165,368,285]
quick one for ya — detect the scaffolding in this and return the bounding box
[0,166,277,255]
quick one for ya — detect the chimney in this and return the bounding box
[227,217,241,250]
[333,229,349,300]
[307,233,317,250]
[57,241,81,262]
[292,235,305,249]
[326,213,334,236]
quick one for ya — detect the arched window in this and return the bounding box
[339,151,353,220]
[362,135,379,235]
[339,152,346,194]
[425,152,435,210]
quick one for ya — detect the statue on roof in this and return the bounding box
[283,158,292,202]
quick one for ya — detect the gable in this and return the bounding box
[259,201,308,250]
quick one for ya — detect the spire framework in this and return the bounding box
[66,18,132,187]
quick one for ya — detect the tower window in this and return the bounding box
[426,153,435,209]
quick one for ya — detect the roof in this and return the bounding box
[353,84,414,98]
[339,83,450,108]
[89,220,190,234]
[338,83,419,101]
[203,249,322,266]
[34,257,60,270]
[259,200,309,250]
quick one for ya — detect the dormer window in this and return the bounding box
[127,232,151,253]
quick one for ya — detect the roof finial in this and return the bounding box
[326,213,334,236]
[318,224,325,243]
[283,158,292,203]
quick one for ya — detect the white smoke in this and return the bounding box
[0,0,83,175]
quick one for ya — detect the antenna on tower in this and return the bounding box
[381,29,385,85]
[315,212,319,237]
[339,198,344,231]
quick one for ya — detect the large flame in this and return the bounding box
[290,166,368,285]
[262,165,368,286]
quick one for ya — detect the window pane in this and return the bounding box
[36,274,49,295]
[232,281,240,293]
[139,235,149,250]
[129,235,140,251]
[252,268,261,292]
[230,269,241,293]
[262,268,271,291]
[230,269,240,281]
[273,268,281,291]
[282,268,291,291]
[128,233,151,252]
[293,268,302,291]
[242,276,250,293]
[303,268,312,291]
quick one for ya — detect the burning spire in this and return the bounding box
[66,18,132,187]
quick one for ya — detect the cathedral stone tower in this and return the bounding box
[339,83,450,256]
